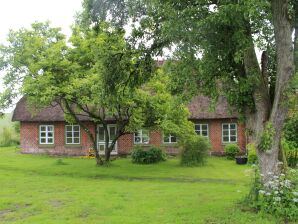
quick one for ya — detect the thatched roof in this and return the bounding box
[187,95,238,120]
[12,95,238,122]
[11,98,91,122]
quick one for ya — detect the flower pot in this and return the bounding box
[235,156,248,165]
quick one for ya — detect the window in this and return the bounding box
[134,129,149,144]
[163,134,177,143]
[222,123,237,143]
[39,125,54,144]
[195,124,208,137]
[65,125,80,144]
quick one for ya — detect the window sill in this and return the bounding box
[64,144,82,148]
[134,143,151,146]
[222,142,238,145]
[38,144,55,148]
[161,143,179,146]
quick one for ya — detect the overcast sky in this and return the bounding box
[0,0,83,112]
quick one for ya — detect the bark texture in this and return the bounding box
[257,0,294,181]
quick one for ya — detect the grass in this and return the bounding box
[0,146,277,224]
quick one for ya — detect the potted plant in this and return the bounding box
[235,153,248,165]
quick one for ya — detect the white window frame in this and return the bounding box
[65,125,80,144]
[195,123,209,137]
[134,129,149,144]
[222,123,237,143]
[39,125,54,144]
[163,133,177,144]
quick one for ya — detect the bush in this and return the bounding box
[224,144,240,160]
[252,166,298,222]
[131,146,166,164]
[0,127,19,146]
[180,136,210,166]
[247,143,258,164]
[282,140,298,167]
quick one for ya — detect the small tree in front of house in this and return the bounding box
[0,22,195,165]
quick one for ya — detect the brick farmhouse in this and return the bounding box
[12,95,246,156]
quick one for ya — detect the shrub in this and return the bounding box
[131,146,166,164]
[282,140,298,168]
[180,136,210,166]
[0,127,19,146]
[246,165,298,222]
[247,143,258,164]
[224,144,240,160]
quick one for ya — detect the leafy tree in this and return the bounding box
[81,0,298,181]
[0,22,195,165]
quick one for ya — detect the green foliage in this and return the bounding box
[180,136,210,166]
[0,127,19,147]
[258,122,275,152]
[131,146,166,164]
[247,166,298,222]
[283,111,298,148]
[282,139,298,168]
[13,121,20,134]
[0,21,195,163]
[224,144,240,160]
[247,143,258,164]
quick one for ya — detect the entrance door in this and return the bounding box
[97,125,117,155]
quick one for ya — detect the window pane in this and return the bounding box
[230,124,236,129]
[134,136,141,143]
[223,136,229,142]
[171,135,177,142]
[66,137,72,144]
[164,136,170,143]
[40,138,46,143]
[223,124,229,130]
[142,136,149,144]
[223,130,229,136]
[230,136,237,142]
[98,127,105,141]
[99,145,105,151]
[109,127,116,140]
[73,125,80,132]
[47,126,53,132]
[202,131,208,136]
[73,132,80,138]
[66,132,72,138]
[195,124,201,131]
[195,130,201,135]
[66,126,72,132]
[48,132,53,137]
[230,130,236,136]
[202,125,208,131]
[40,132,46,137]
[73,138,80,144]
[40,126,46,132]
[48,138,53,144]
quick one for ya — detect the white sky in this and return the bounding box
[0,0,83,112]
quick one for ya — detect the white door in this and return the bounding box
[97,125,117,155]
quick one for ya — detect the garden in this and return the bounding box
[0,146,281,224]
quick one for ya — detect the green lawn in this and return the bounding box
[0,147,276,224]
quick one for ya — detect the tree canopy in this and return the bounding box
[0,21,195,165]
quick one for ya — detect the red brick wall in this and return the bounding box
[20,119,246,156]
[20,121,96,156]
[194,119,246,155]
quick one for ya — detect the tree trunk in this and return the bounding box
[257,0,294,182]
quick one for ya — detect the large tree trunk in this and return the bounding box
[258,0,294,182]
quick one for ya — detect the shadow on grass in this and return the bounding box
[0,165,241,184]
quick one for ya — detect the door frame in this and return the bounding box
[96,124,118,155]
